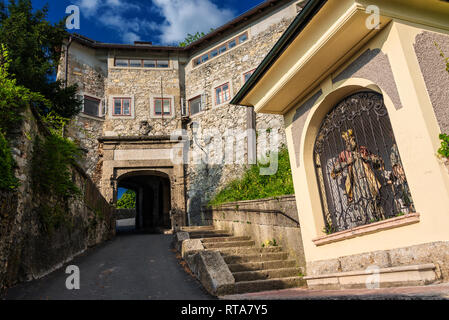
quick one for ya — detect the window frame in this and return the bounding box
[114,58,170,69]
[192,31,249,67]
[242,68,256,84]
[153,97,172,117]
[214,82,231,107]
[82,94,102,118]
[188,95,203,116]
[112,97,132,117]
[77,93,105,120]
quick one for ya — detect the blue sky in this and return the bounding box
[31,0,265,45]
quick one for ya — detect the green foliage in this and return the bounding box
[438,133,449,158]
[209,148,295,206]
[32,134,82,198]
[0,44,48,133]
[42,111,70,137]
[39,203,72,234]
[0,44,48,191]
[262,239,278,248]
[116,189,136,209]
[0,0,81,119]
[322,224,338,235]
[32,133,82,232]
[179,29,214,47]
[0,131,18,190]
[436,43,449,160]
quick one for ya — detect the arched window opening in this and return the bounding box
[314,92,415,233]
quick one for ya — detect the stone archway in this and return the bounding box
[117,170,172,232]
[98,136,188,231]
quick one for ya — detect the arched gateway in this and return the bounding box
[118,171,171,231]
[98,135,187,231]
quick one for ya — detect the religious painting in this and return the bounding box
[314,92,415,232]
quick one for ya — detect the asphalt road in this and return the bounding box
[4,230,213,300]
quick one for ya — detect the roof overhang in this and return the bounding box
[232,0,449,114]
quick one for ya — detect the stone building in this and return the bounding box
[233,0,449,288]
[58,0,305,229]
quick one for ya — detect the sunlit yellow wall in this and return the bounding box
[283,19,449,265]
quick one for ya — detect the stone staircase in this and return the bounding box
[182,226,305,294]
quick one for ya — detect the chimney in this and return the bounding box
[134,41,153,46]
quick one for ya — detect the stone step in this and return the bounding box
[232,276,306,294]
[201,236,251,243]
[189,233,233,239]
[218,246,283,256]
[181,226,215,232]
[304,263,437,290]
[188,229,229,234]
[224,252,289,264]
[233,267,302,282]
[203,240,256,249]
[228,259,297,273]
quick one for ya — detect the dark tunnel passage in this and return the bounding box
[117,171,171,232]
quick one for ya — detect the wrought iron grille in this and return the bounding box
[314,92,415,233]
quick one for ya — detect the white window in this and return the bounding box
[114,58,169,68]
[154,98,172,116]
[215,83,230,106]
[113,97,131,116]
[77,94,104,118]
[189,96,202,116]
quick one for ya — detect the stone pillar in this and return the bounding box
[171,164,187,230]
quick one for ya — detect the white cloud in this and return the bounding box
[76,0,147,43]
[75,0,235,45]
[105,0,140,11]
[152,0,235,44]
[122,32,141,43]
[78,0,101,17]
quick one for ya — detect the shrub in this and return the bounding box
[438,133,449,158]
[209,148,295,206]
[0,131,18,190]
[32,134,82,232]
[32,134,82,199]
[0,44,47,191]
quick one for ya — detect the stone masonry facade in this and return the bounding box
[58,0,302,226]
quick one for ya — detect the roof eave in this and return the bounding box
[230,0,327,106]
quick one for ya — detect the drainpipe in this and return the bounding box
[65,35,73,88]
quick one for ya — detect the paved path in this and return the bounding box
[4,231,212,300]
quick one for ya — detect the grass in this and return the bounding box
[209,147,294,206]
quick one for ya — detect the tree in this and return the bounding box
[179,29,214,47]
[0,45,48,190]
[0,0,81,119]
[117,190,136,209]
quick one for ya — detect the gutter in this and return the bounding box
[65,35,73,87]
[230,0,327,106]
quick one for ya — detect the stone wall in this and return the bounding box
[204,195,305,269]
[184,17,294,224]
[0,106,115,296]
[59,42,107,183]
[104,60,182,137]
[414,31,449,134]
[58,2,299,227]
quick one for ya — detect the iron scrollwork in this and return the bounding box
[314,92,415,233]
